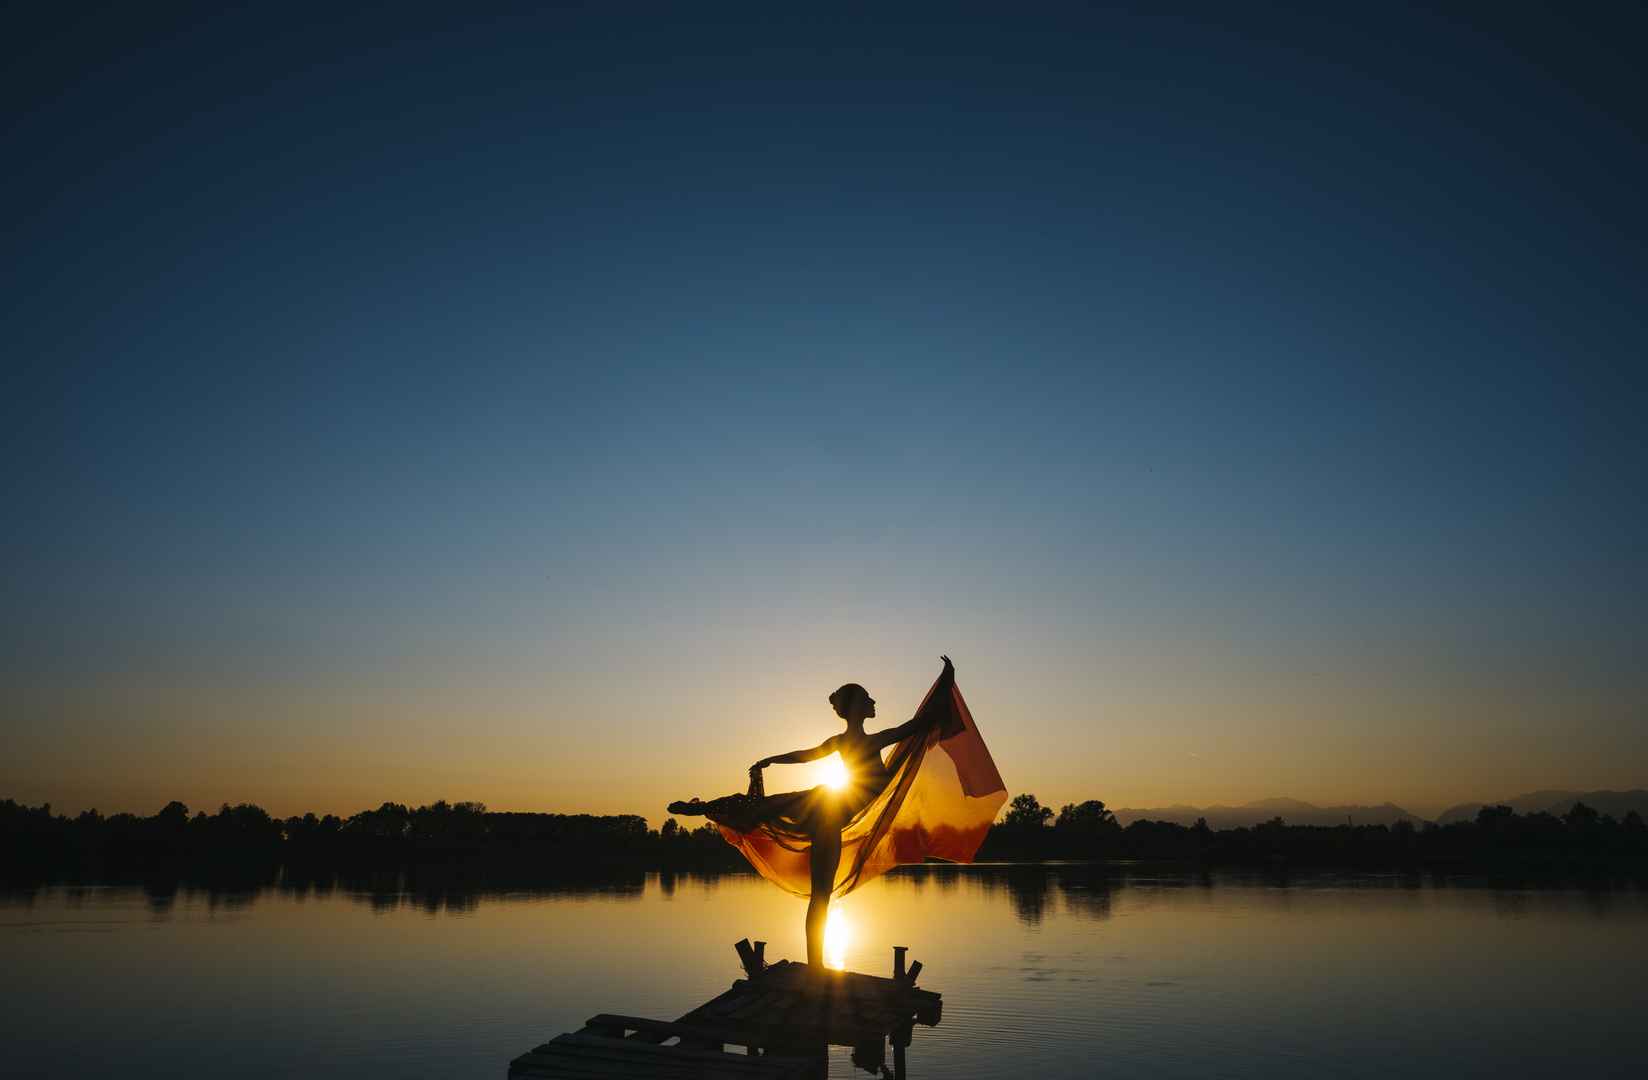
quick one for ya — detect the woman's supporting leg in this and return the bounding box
[806,820,843,968]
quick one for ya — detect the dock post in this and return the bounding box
[734,938,763,978]
[893,945,907,981]
[892,1021,912,1080]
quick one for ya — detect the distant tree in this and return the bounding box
[661,818,679,839]
[1052,799,1121,857]
[347,802,412,842]
[1474,804,1515,843]
[1564,802,1600,829]
[1003,793,1052,830]
[1055,800,1118,833]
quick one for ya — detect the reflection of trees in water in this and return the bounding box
[889,864,964,896]
[20,863,1646,927]
[331,863,651,914]
[9,864,664,919]
[1056,867,1116,920]
[1492,889,1531,919]
[203,888,259,912]
[143,877,178,915]
[966,866,1119,924]
[964,866,1048,924]
[1004,867,1052,925]
[1581,888,1621,918]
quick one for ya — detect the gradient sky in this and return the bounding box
[4,3,1645,822]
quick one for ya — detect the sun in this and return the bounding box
[823,908,850,970]
[821,752,849,790]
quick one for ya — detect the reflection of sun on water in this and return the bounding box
[821,753,849,790]
[824,909,850,970]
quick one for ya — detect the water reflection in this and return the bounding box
[824,907,851,969]
[1003,865,1053,924]
[1057,871,1114,920]
[3,866,1647,1080]
[2,867,672,920]
[8,862,1648,925]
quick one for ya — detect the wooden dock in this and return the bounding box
[509,940,941,1079]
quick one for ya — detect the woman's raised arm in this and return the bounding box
[754,736,837,771]
[871,655,955,748]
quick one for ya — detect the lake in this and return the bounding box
[3,865,1644,1078]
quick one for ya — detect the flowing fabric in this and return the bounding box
[669,671,1007,898]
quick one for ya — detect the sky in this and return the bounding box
[3,3,1645,823]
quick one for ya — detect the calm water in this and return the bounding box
[3,866,1644,1078]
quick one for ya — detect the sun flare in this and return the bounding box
[821,753,849,791]
[823,908,850,970]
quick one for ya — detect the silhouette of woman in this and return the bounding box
[669,654,1006,970]
[751,660,948,967]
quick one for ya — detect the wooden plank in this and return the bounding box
[511,946,942,1076]
[750,970,936,1011]
[517,1037,804,1077]
[583,1013,766,1051]
[512,1045,699,1079]
[556,1032,777,1066]
[678,971,936,1043]
[757,965,919,999]
[583,1009,837,1068]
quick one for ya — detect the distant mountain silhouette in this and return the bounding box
[1110,799,1425,830]
[1436,789,1648,825]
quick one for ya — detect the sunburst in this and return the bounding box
[821,752,849,790]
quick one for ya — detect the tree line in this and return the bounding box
[0,798,747,883]
[979,793,1648,868]
[5,791,1645,885]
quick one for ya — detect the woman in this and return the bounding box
[670,654,1005,970]
[750,656,952,967]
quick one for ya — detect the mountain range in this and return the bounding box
[1109,798,1426,830]
[1110,790,1648,829]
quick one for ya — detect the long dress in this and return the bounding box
[668,669,1008,899]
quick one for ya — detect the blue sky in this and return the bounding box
[4,3,1644,818]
